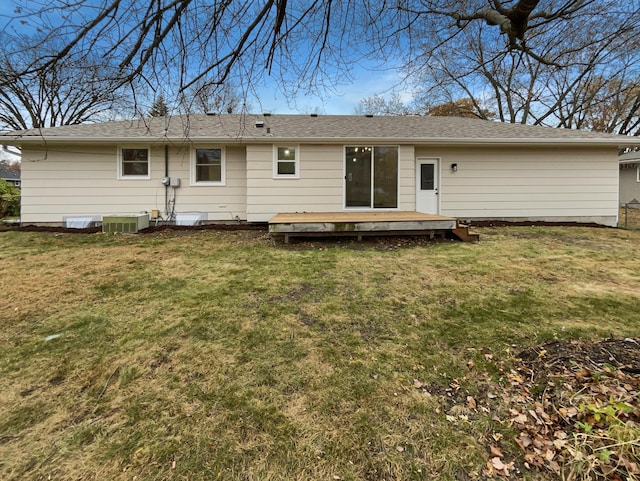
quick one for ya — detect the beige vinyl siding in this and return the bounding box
[165,145,247,221]
[398,145,415,210]
[21,144,159,223]
[246,144,415,222]
[20,139,620,226]
[416,145,619,226]
[246,144,343,222]
[20,143,247,223]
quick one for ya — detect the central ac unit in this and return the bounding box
[102,214,149,233]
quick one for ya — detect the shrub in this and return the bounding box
[0,179,20,218]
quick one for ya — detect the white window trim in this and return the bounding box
[191,146,226,186]
[273,145,300,179]
[117,145,151,180]
[637,165,640,182]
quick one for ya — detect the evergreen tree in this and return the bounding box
[149,95,169,117]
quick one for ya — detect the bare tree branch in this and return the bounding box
[2,0,639,135]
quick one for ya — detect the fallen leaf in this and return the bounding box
[513,413,528,424]
[467,396,477,409]
[623,459,638,473]
[491,457,505,470]
[553,439,567,449]
[490,445,504,458]
[484,461,496,477]
[518,433,532,448]
[564,406,578,417]
[532,436,546,449]
[575,368,590,378]
[396,445,404,452]
[548,460,561,473]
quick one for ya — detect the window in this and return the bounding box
[192,147,224,185]
[637,165,640,182]
[345,146,398,208]
[420,164,435,190]
[119,147,149,178]
[274,146,299,178]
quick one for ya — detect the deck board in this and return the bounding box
[270,211,456,224]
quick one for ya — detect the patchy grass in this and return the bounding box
[1,227,639,480]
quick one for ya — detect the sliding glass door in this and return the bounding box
[345,146,398,208]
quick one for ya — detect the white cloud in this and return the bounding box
[251,63,412,115]
[0,145,21,164]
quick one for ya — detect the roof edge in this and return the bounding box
[5,136,640,147]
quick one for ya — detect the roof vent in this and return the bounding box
[310,113,318,117]
[255,120,264,128]
[365,114,374,118]
[263,112,271,116]
[206,111,217,116]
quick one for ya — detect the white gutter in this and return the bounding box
[4,136,640,148]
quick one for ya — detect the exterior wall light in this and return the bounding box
[451,163,458,172]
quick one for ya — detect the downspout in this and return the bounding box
[164,144,169,216]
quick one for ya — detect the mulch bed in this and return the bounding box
[467,220,608,228]
[0,223,267,234]
[481,338,640,479]
[519,338,640,375]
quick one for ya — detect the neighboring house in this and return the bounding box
[2,114,640,227]
[0,165,20,188]
[619,151,640,205]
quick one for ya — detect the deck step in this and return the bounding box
[451,224,480,243]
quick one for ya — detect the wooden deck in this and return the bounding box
[269,212,479,243]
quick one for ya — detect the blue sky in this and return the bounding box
[0,1,414,116]
[251,69,412,115]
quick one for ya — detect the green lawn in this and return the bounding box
[1,227,639,480]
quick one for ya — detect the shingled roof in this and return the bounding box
[0,166,20,181]
[2,114,639,147]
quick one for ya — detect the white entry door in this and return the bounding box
[416,158,439,214]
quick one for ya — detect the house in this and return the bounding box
[619,151,640,205]
[0,165,20,189]
[2,114,639,227]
